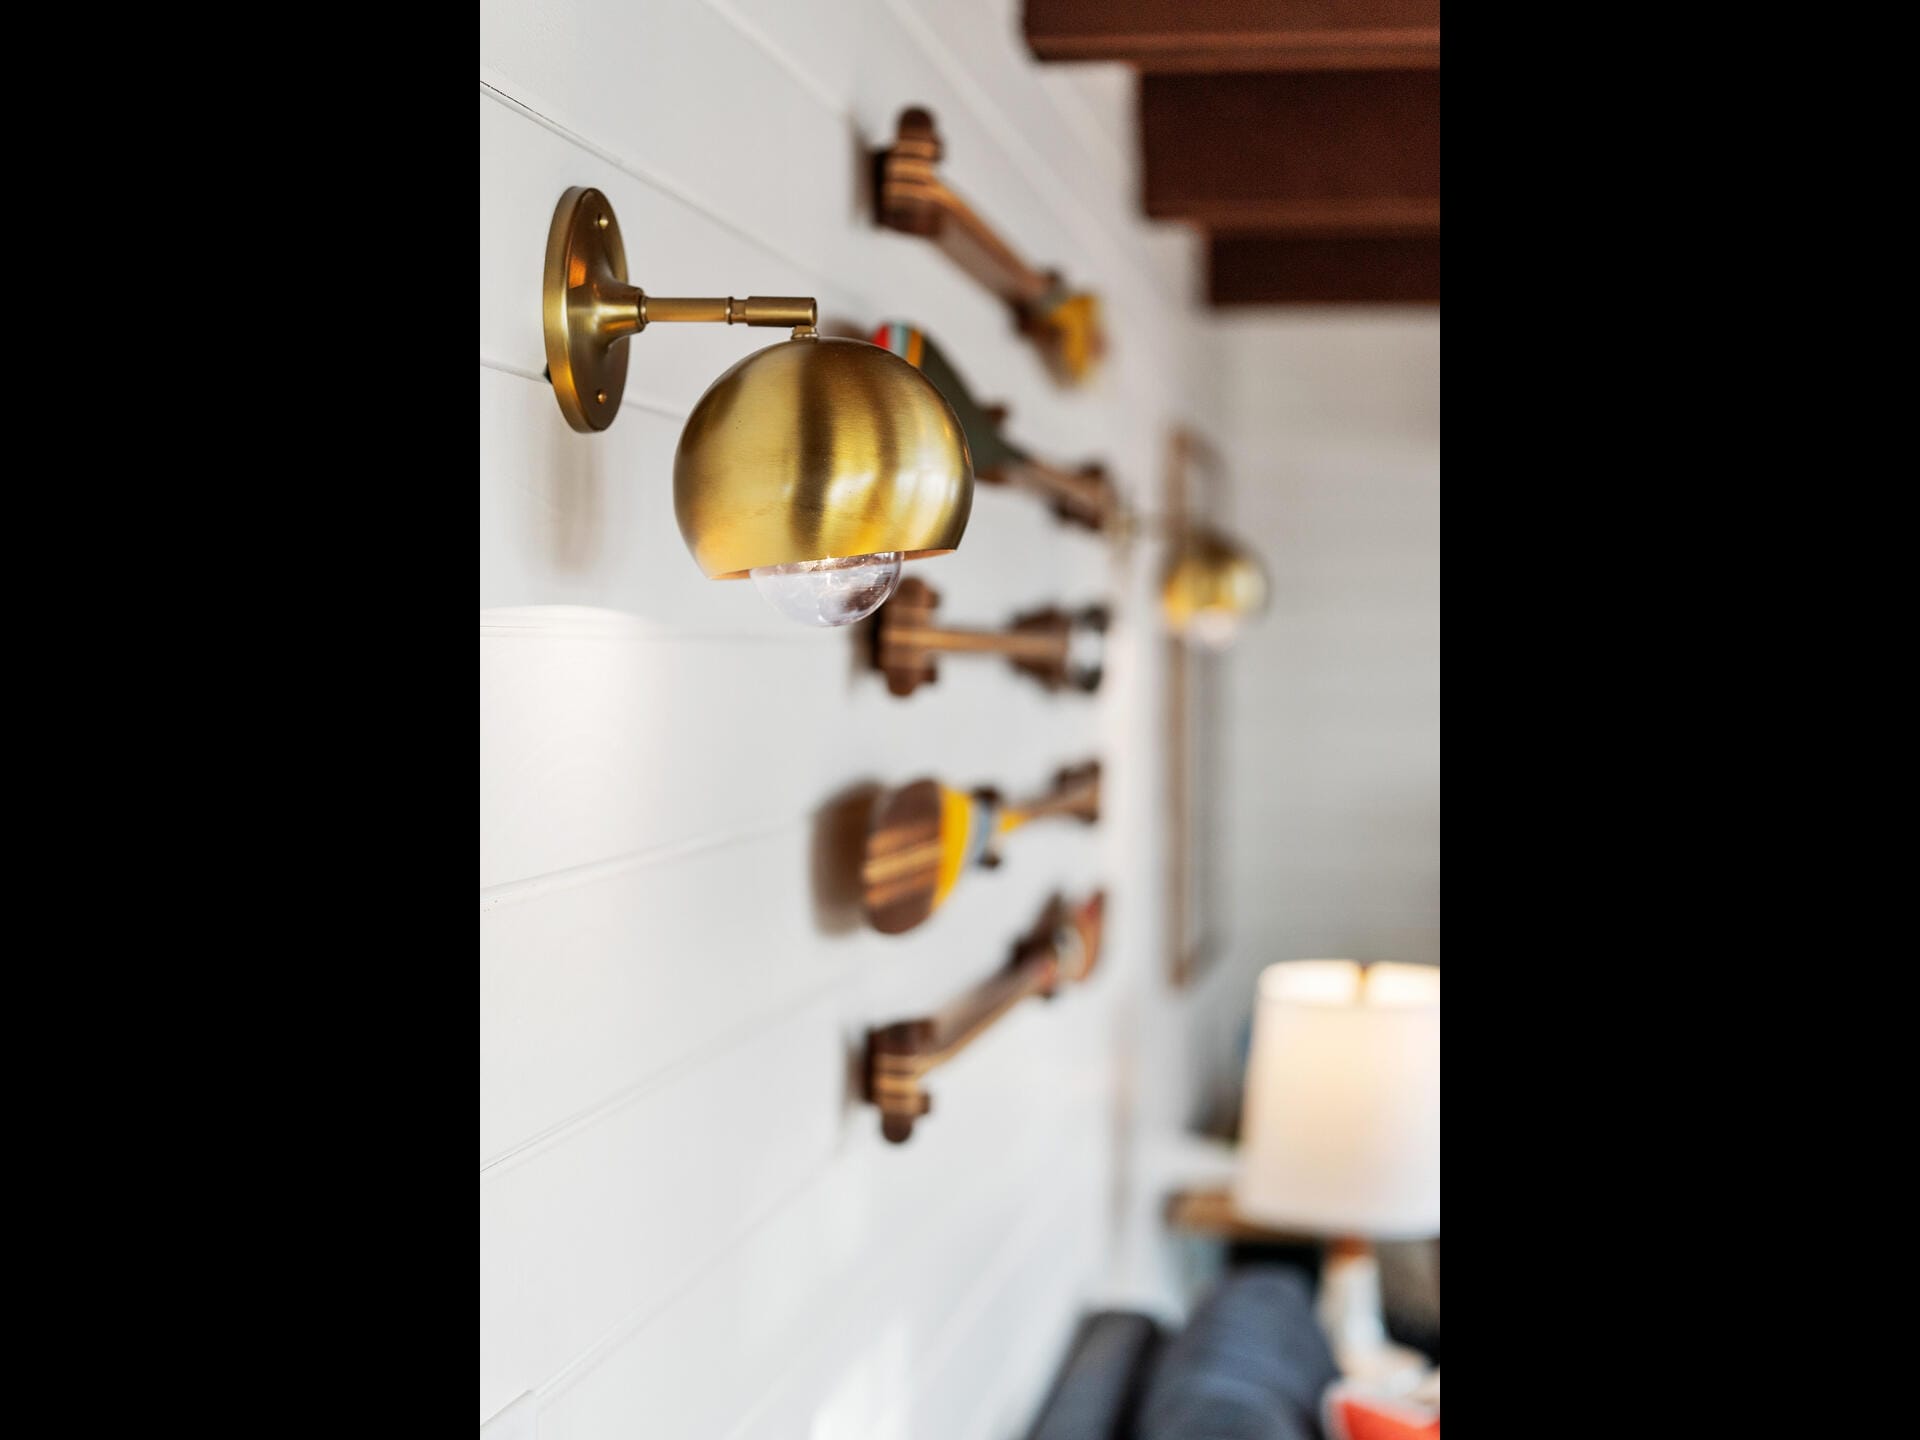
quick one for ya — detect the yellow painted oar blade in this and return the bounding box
[932,786,978,906]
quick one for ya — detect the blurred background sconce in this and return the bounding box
[1235,959,1440,1381]
[543,186,975,626]
[1148,427,1268,648]
[1161,529,1269,649]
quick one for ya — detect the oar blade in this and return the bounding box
[862,779,949,934]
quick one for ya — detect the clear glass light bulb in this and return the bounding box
[750,552,903,627]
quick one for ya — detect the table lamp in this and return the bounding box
[1233,959,1440,1382]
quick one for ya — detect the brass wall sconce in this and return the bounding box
[543,186,974,626]
[871,323,1118,531]
[1161,530,1269,649]
[865,891,1106,1143]
[874,108,1106,386]
[872,579,1108,698]
[1148,429,1268,649]
[862,762,1101,934]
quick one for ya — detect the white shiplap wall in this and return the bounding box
[480,0,1214,1434]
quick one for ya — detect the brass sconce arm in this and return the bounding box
[634,295,817,330]
[866,893,1107,1142]
[1109,428,1230,544]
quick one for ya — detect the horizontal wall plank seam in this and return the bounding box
[515,1098,1107,1422]
[480,813,800,911]
[480,354,547,386]
[882,1184,1101,1437]
[699,0,844,114]
[480,973,850,1177]
[481,352,691,420]
[870,1154,1097,1435]
[718,1121,1104,1439]
[523,1122,839,1408]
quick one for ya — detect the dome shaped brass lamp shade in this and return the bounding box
[675,337,973,579]
[1161,531,1268,648]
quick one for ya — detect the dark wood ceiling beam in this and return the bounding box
[1025,0,1439,72]
[1142,71,1439,232]
[1209,234,1439,305]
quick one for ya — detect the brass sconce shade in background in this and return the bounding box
[1161,530,1268,649]
[543,186,974,626]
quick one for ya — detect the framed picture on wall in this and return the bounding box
[1166,429,1229,990]
[1168,633,1224,988]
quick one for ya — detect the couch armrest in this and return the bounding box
[1024,1311,1162,1440]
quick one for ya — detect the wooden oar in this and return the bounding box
[872,577,1109,698]
[866,890,1108,1142]
[870,322,1117,529]
[872,107,1107,385]
[862,762,1101,935]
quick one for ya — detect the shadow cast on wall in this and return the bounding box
[541,405,606,572]
[811,780,883,937]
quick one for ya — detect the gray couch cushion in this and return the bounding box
[1136,1266,1338,1440]
[1025,1311,1161,1440]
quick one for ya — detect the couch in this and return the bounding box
[1024,1264,1341,1440]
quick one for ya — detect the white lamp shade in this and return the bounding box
[1232,960,1440,1239]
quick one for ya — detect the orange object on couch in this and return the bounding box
[1323,1376,1440,1440]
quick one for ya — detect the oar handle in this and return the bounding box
[999,762,1102,832]
[1015,459,1117,531]
[883,623,1068,662]
[875,578,1102,698]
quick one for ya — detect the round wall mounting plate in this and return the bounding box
[543,186,631,433]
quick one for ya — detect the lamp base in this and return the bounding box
[1320,1239,1432,1390]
